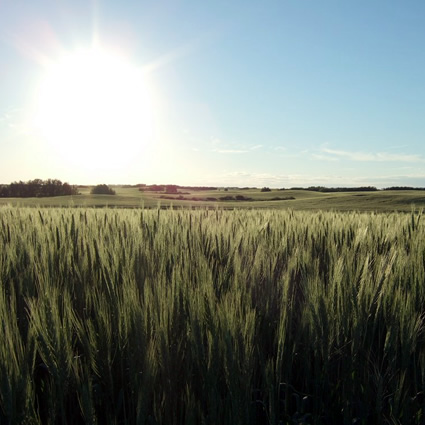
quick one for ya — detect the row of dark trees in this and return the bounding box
[382,186,425,191]
[288,186,425,192]
[300,186,379,193]
[0,179,79,198]
[139,185,425,193]
[91,184,116,195]
[138,184,218,192]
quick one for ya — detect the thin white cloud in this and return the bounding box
[386,144,409,150]
[203,170,425,188]
[0,107,32,136]
[0,108,20,125]
[319,148,425,163]
[375,152,425,162]
[211,142,263,154]
[320,148,374,161]
[214,149,249,154]
[311,154,339,162]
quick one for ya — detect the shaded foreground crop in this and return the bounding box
[1,206,425,424]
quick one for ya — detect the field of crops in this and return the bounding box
[1,206,425,424]
[1,187,424,212]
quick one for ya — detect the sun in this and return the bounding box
[32,46,154,171]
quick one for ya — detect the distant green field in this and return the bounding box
[0,186,424,211]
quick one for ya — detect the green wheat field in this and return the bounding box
[1,205,425,424]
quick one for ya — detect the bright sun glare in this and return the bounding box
[33,47,153,171]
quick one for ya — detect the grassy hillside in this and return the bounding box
[0,186,424,211]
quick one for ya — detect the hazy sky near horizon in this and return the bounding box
[1,0,425,187]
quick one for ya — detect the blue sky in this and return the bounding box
[1,0,425,187]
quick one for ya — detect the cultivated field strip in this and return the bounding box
[0,207,424,424]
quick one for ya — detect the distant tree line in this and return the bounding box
[178,185,218,191]
[299,186,379,193]
[159,194,296,202]
[382,186,425,191]
[138,184,217,192]
[0,179,79,198]
[91,184,116,195]
[286,186,425,192]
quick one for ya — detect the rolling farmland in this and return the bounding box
[0,186,425,212]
